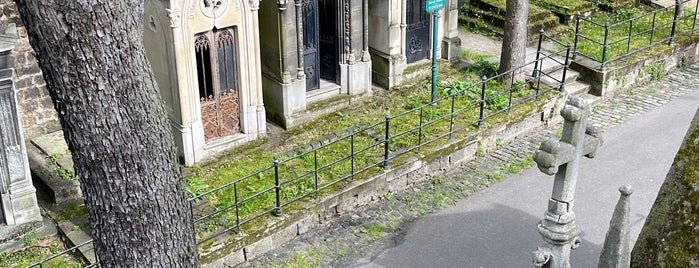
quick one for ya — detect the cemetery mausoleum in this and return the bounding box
[369,0,461,88]
[144,0,267,165]
[0,0,462,166]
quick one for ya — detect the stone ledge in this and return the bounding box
[26,131,81,205]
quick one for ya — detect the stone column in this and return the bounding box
[0,24,41,225]
[441,0,461,62]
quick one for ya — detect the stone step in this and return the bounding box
[26,134,82,205]
[537,68,580,88]
[580,92,603,106]
[461,0,560,37]
[564,80,591,96]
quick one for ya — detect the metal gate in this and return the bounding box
[406,0,430,63]
[303,0,338,90]
[302,0,320,90]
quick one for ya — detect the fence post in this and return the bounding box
[383,115,391,170]
[478,76,486,128]
[314,150,318,199]
[601,22,609,71]
[626,19,634,55]
[449,94,456,139]
[573,12,581,60]
[351,132,355,178]
[273,158,281,216]
[670,0,681,45]
[650,12,657,45]
[561,45,571,92]
[533,29,544,77]
[693,0,698,34]
[418,107,424,152]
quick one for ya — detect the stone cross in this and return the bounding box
[532,96,603,268]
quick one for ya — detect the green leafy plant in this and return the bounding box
[23,229,39,247]
[470,59,499,78]
[360,224,386,237]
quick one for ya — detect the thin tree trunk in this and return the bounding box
[499,0,528,85]
[14,0,199,266]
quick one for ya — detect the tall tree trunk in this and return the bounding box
[499,0,528,85]
[631,108,699,267]
[14,1,199,266]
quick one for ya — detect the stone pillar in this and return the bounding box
[368,0,407,88]
[0,24,41,225]
[441,0,461,62]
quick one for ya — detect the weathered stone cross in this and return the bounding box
[532,96,603,268]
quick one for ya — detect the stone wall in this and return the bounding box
[0,0,60,140]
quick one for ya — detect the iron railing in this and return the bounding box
[25,24,580,268]
[188,32,571,245]
[573,0,699,70]
[27,239,97,268]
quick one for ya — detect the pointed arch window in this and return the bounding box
[195,27,241,140]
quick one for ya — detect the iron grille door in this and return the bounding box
[303,0,320,91]
[406,0,430,63]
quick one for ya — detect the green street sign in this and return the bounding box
[426,0,446,12]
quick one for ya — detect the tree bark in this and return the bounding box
[631,108,699,267]
[499,0,528,85]
[13,1,199,266]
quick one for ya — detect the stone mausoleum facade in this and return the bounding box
[257,0,373,128]
[369,0,461,88]
[143,0,267,165]
[0,0,461,167]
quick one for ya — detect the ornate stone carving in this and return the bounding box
[166,8,181,28]
[249,0,260,10]
[343,0,351,62]
[201,0,227,18]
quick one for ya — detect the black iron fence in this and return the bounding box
[26,239,97,268]
[188,35,571,245]
[27,30,572,267]
[573,0,699,70]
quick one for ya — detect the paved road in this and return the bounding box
[359,79,699,267]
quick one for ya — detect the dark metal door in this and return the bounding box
[303,0,320,90]
[319,0,338,82]
[406,0,430,63]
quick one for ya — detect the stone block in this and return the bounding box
[203,249,245,268]
[450,140,478,165]
[387,174,407,192]
[296,213,319,235]
[386,158,422,181]
[243,236,273,261]
[271,222,298,249]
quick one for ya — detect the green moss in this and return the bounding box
[633,110,699,266]
[55,203,88,222]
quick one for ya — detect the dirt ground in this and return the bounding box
[457,30,503,57]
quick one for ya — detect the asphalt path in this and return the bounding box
[359,86,699,268]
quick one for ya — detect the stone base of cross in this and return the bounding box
[532,96,603,268]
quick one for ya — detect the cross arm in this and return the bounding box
[534,125,603,175]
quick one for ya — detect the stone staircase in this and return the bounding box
[522,48,601,105]
[460,0,560,38]
[26,131,96,264]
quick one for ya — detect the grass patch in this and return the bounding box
[0,237,86,268]
[185,42,560,243]
[359,224,387,237]
[558,6,698,66]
